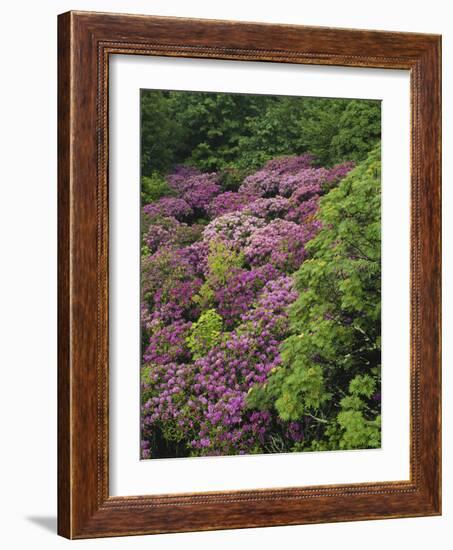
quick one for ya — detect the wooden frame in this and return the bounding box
[58,10,441,539]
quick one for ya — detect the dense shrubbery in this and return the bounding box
[246,147,381,451]
[140,91,381,458]
[140,146,381,458]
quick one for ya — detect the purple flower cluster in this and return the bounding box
[245,196,291,220]
[244,219,316,271]
[167,166,221,211]
[216,264,279,328]
[206,191,258,218]
[141,361,195,437]
[166,164,201,188]
[176,241,209,277]
[144,217,203,253]
[239,154,315,197]
[140,157,354,458]
[286,195,320,225]
[189,276,297,454]
[141,246,200,312]
[143,320,192,365]
[150,278,202,326]
[277,167,330,197]
[240,276,298,334]
[143,197,193,220]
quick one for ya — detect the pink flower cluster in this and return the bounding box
[202,211,266,249]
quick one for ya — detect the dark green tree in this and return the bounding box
[141,90,381,177]
[140,90,183,175]
[236,97,381,168]
[330,100,381,164]
[167,91,274,172]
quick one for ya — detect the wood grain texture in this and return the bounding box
[57,11,71,538]
[57,10,442,539]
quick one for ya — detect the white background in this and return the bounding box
[0,0,450,548]
[110,57,410,495]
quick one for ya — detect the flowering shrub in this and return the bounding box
[141,247,202,329]
[151,278,202,325]
[203,212,265,250]
[144,217,203,253]
[244,219,317,271]
[246,148,381,452]
[166,164,201,188]
[140,153,357,458]
[176,241,209,278]
[278,167,330,197]
[143,197,193,220]
[245,196,291,220]
[239,156,354,201]
[168,171,221,211]
[216,264,279,328]
[286,195,320,224]
[193,240,245,310]
[206,191,258,218]
[239,154,315,196]
[143,320,192,365]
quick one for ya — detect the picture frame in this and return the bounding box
[57,10,441,539]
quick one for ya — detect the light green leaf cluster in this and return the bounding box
[193,240,244,309]
[336,411,381,449]
[186,309,223,359]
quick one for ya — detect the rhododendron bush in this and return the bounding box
[140,90,381,459]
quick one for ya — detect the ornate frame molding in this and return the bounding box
[58,11,441,538]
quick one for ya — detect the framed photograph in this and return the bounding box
[58,11,441,538]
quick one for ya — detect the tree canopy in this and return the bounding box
[141,90,381,179]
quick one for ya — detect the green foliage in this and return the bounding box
[336,411,381,449]
[330,100,381,164]
[141,91,183,175]
[274,365,330,421]
[218,166,250,192]
[167,92,271,172]
[206,240,245,285]
[291,98,380,166]
[246,146,382,450]
[230,97,380,170]
[140,90,381,177]
[186,309,223,359]
[141,173,172,205]
[234,96,303,170]
[326,372,381,449]
[348,374,376,398]
[193,240,244,309]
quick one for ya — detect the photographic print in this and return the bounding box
[140,90,382,460]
